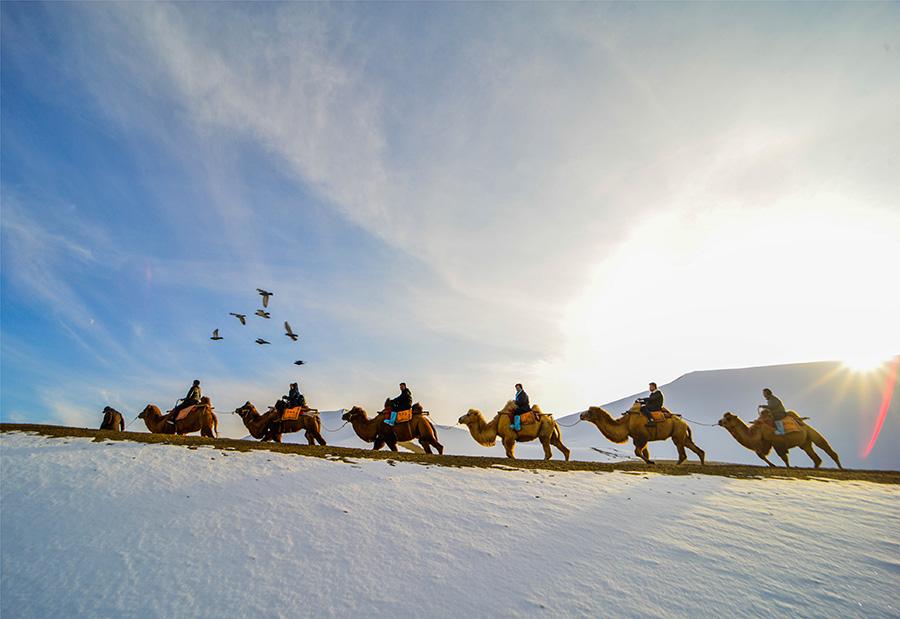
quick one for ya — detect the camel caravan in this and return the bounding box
[96,379,845,469]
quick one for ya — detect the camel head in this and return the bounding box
[138,404,159,419]
[342,406,368,422]
[579,406,609,423]
[718,411,742,429]
[457,409,483,425]
[233,402,256,419]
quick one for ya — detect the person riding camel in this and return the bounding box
[170,380,202,425]
[759,387,788,435]
[637,382,663,426]
[385,382,412,427]
[285,382,307,409]
[512,383,530,431]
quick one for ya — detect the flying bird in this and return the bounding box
[293,360,305,366]
[284,321,298,341]
[255,309,271,319]
[255,338,271,345]
[229,312,247,325]
[210,328,223,341]
[257,288,273,308]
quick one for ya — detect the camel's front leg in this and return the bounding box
[502,435,517,459]
[634,440,654,464]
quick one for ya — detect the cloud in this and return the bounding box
[3,2,898,423]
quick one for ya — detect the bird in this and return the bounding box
[257,288,273,308]
[255,309,271,319]
[210,328,223,341]
[284,321,298,341]
[255,338,271,345]
[229,312,247,325]
[293,360,305,366]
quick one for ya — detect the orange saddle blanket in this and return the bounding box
[281,407,305,421]
[761,415,802,434]
[394,409,413,423]
[649,410,672,423]
[507,411,538,425]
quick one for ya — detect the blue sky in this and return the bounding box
[2,2,898,432]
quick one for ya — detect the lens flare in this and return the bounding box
[861,357,897,459]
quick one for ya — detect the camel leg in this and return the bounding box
[420,439,433,454]
[373,438,386,451]
[502,435,517,459]
[756,451,777,467]
[634,440,654,464]
[800,442,823,468]
[432,439,444,455]
[314,431,327,446]
[550,433,570,461]
[675,440,688,465]
[540,435,553,460]
[686,439,705,465]
[811,433,842,469]
[305,430,315,446]
[774,446,791,467]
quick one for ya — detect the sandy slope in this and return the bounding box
[2,432,897,618]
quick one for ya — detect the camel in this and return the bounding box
[718,411,842,469]
[457,402,570,460]
[341,404,444,454]
[270,400,326,445]
[233,402,282,441]
[138,403,218,438]
[99,406,125,432]
[579,402,705,465]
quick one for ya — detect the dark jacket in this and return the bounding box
[287,386,306,408]
[515,390,530,413]
[761,394,786,420]
[391,388,412,412]
[643,389,663,412]
[183,385,202,405]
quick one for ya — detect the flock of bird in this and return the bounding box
[210,288,304,366]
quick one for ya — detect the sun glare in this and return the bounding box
[843,353,892,373]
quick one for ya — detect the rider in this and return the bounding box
[170,380,202,425]
[512,383,530,431]
[286,382,307,409]
[637,382,663,426]
[759,387,787,435]
[385,382,412,427]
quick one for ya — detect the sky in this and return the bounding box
[2,2,899,432]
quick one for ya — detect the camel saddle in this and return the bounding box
[168,404,204,422]
[757,415,802,434]
[507,410,540,425]
[394,409,413,423]
[648,409,673,423]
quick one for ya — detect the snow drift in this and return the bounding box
[2,432,897,618]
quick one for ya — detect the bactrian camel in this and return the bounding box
[457,401,570,460]
[718,411,842,468]
[342,404,443,454]
[579,402,705,465]
[138,403,218,438]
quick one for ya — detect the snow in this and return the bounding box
[2,432,897,618]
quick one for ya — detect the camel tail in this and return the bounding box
[809,427,842,469]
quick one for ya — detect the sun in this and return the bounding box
[842,353,893,373]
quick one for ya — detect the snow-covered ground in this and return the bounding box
[2,432,897,618]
